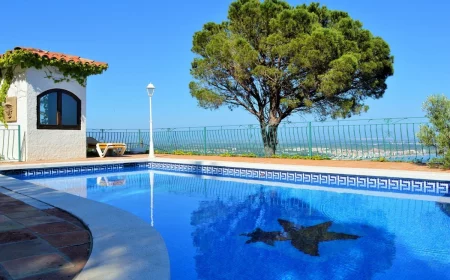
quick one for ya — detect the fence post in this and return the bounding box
[17,125,21,162]
[308,122,312,157]
[203,127,207,155]
[138,129,142,148]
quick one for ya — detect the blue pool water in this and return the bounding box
[25,170,450,280]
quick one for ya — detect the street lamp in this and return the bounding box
[147,83,156,158]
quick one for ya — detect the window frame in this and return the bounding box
[37,89,81,130]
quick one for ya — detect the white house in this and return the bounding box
[0,47,107,161]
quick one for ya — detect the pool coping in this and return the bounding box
[0,174,170,280]
[1,156,449,181]
[1,157,449,198]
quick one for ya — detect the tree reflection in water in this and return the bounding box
[191,189,395,280]
[241,219,360,257]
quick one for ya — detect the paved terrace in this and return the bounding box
[0,190,91,280]
[1,154,449,174]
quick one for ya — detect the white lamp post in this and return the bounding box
[147,83,156,158]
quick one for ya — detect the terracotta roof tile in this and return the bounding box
[2,47,107,67]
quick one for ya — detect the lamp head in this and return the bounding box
[147,83,155,96]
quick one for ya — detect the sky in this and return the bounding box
[2,0,449,129]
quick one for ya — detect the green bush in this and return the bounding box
[427,157,443,168]
[271,154,330,160]
[219,152,234,157]
[171,150,201,156]
[417,94,450,169]
[240,153,257,158]
[372,157,388,162]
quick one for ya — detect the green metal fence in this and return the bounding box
[87,117,436,161]
[0,125,21,161]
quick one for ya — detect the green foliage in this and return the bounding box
[0,67,14,126]
[417,94,450,169]
[219,152,258,157]
[172,150,201,156]
[190,0,394,155]
[371,157,388,162]
[241,153,258,158]
[427,157,443,169]
[0,48,108,124]
[271,154,330,160]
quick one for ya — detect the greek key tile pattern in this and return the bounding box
[1,164,125,178]
[1,161,448,196]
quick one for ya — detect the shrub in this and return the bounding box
[372,157,388,162]
[219,152,234,157]
[171,150,201,156]
[240,153,257,158]
[271,154,330,160]
[417,94,450,169]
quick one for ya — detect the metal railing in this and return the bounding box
[88,117,436,161]
[0,125,21,161]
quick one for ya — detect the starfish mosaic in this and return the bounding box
[241,219,360,256]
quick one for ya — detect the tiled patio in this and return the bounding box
[0,192,91,280]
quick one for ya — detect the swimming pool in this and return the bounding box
[24,169,450,280]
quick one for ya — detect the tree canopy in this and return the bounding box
[190,0,394,155]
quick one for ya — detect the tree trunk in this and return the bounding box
[260,122,279,157]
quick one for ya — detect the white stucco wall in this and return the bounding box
[24,67,87,161]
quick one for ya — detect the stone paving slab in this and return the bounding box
[0,205,37,214]
[0,267,10,280]
[1,254,72,279]
[0,189,51,211]
[0,239,57,262]
[22,244,92,280]
[41,231,90,248]
[5,211,48,220]
[28,222,82,235]
[42,209,85,228]
[0,221,24,233]
[0,230,37,245]
[0,192,92,280]
[14,216,63,227]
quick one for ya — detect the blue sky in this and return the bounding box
[2,0,449,129]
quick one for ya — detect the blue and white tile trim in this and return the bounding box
[1,161,449,197]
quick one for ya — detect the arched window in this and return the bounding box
[37,89,81,130]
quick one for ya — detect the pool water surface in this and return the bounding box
[25,170,450,280]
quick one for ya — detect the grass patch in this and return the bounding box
[172,150,201,156]
[371,157,388,162]
[219,152,258,158]
[271,154,330,160]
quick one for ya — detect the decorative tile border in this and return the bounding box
[1,161,449,197]
[1,164,125,177]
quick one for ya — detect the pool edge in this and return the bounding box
[0,174,171,280]
[1,156,449,180]
[1,157,449,197]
